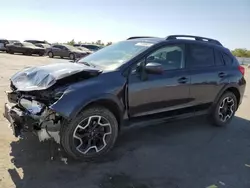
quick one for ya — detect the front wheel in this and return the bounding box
[48,51,54,58]
[210,92,237,126]
[61,106,119,160]
[69,53,75,60]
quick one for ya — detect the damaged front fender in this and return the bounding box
[50,72,126,120]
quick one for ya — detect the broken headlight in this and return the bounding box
[19,98,44,114]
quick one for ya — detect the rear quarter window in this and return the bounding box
[214,50,225,66]
[222,53,233,66]
[187,44,214,68]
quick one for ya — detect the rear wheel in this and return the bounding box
[24,50,32,56]
[39,52,44,56]
[210,92,237,126]
[61,106,119,160]
[48,51,54,58]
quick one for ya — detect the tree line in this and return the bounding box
[231,48,250,58]
[66,39,112,46]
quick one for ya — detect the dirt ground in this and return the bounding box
[0,52,250,188]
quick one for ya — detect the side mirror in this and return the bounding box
[145,62,164,74]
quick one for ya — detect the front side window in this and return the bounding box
[187,44,214,68]
[78,40,154,70]
[14,42,22,46]
[53,45,62,49]
[146,44,185,70]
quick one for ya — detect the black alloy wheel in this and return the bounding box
[73,115,112,155]
[211,92,237,126]
[61,106,119,160]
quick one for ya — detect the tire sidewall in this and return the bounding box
[212,92,237,126]
[61,106,119,160]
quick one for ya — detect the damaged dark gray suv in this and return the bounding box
[4,35,246,160]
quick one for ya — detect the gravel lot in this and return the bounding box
[0,52,250,188]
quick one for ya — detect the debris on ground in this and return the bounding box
[61,157,68,164]
[206,185,218,188]
[245,164,250,168]
[219,181,225,186]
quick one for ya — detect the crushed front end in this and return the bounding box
[3,62,101,144]
[4,88,62,143]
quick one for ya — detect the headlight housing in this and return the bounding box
[19,98,44,114]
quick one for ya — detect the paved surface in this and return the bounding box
[0,52,250,188]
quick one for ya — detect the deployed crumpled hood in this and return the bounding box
[10,62,101,91]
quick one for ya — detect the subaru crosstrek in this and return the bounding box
[3,35,246,160]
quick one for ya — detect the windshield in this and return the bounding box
[77,40,154,70]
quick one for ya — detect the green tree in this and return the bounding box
[231,48,250,57]
[67,39,75,46]
[106,42,112,46]
[96,40,102,45]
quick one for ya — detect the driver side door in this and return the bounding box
[128,44,191,117]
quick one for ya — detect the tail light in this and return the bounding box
[238,65,245,76]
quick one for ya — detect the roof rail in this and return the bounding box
[166,35,222,46]
[127,36,155,40]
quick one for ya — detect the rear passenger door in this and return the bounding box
[187,43,229,108]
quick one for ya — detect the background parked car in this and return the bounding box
[24,40,51,45]
[75,46,92,55]
[34,43,51,48]
[6,42,45,56]
[0,39,9,52]
[74,44,102,52]
[47,44,88,60]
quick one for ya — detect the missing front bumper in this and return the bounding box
[3,103,38,137]
[3,103,24,137]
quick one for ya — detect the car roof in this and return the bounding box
[127,35,231,54]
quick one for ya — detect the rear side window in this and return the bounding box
[222,53,233,65]
[53,45,62,49]
[187,44,214,68]
[214,50,225,66]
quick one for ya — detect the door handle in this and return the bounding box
[178,77,188,84]
[218,72,226,78]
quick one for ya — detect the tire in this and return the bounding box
[24,50,32,56]
[39,52,44,56]
[48,51,54,58]
[61,106,119,160]
[8,49,14,54]
[69,53,75,60]
[210,91,237,127]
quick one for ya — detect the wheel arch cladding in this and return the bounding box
[224,87,240,108]
[215,86,241,109]
[82,99,123,126]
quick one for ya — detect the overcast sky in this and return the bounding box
[0,0,249,49]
